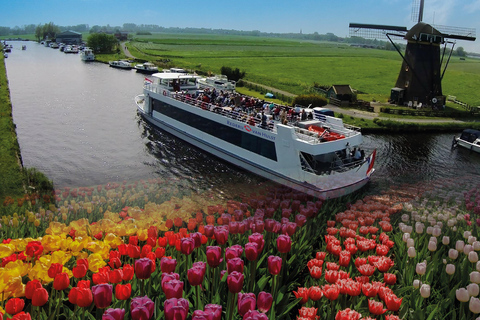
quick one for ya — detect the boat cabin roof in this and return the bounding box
[151,73,200,81]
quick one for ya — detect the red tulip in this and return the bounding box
[73,264,88,279]
[163,280,184,299]
[31,287,49,307]
[109,269,123,284]
[206,246,222,268]
[335,308,362,320]
[77,280,90,289]
[140,244,153,258]
[68,287,93,307]
[368,299,387,315]
[384,292,402,312]
[161,257,177,273]
[325,270,340,284]
[164,298,189,320]
[237,293,256,316]
[25,280,42,300]
[5,297,24,315]
[48,263,64,279]
[127,244,140,259]
[358,264,376,276]
[129,236,138,246]
[53,272,70,291]
[245,242,259,261]
[102,308,125,320]
[384,273,397,285]
[362,283,378,298]
[92,271,109,285]
[155,247,166,259]
[135,257,153,280]
[299,307,318,319]
[293,287,309,304]
[308,286,323,301]
[92,284,113,309]
[10,311,31,320]
[115,283,132,300]
[227,257,244,274]
[338,250,351,267]
[122,264,134,281]
[158,237,168,247]
[376,244,389,256]
[227,271,244,293]
[309,265,322,279]
[25,241,43,258]
[295,214,307,227]
[322,284,340,301]
[375,256,394,272]
[267,255,282,275]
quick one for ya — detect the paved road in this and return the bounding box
[120,41,135,59]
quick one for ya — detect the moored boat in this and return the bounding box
[135,72,375,199]
[453,129,480,153]
[135,62,159,74]
[197,74,236,92]
[109,60,132,69]
[80,47,95,61]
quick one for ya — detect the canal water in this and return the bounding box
[5,41,480,198]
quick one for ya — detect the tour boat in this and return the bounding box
[80,48,95,61]
[197,74,236,92]
[134,72,375,199]
[453,129,480,154]
[135,62,159,74]
[109,60,132,69]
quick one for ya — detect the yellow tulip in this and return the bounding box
[104,233,123,249]
[34,219,40,227]
[0,244,14,259]
[87,253,106,273]
[41,235,63,252]
[12,218,19,228]
[2,276,25,300]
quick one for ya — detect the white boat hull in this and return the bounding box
[135,91,375,199]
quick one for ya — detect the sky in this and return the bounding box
[3,0,480,53]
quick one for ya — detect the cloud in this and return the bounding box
[422,0,459,25]
[465,0,480,12]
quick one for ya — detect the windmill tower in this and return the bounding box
[349,0,476,107]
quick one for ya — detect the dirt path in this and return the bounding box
[120,41,135,59]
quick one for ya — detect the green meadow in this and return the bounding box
[128,33,480,106]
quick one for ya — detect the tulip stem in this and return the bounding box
[140,279,145,296]
[196,284,202,310]
[249,260,257,293]
[269,275,277,320]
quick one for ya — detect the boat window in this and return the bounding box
[151,99,277,161]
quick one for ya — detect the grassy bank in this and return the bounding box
[0,54,53,203]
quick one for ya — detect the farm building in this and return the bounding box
[327,85,356,106]
[55,30,82,44]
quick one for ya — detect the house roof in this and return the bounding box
[57,30,82,37]
[330,85,353,95]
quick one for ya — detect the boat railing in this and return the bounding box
[293,126,360,144]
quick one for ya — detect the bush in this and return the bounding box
[220,66,246,82]
[292,94,328,108]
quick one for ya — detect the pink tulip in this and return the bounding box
[206,246,222,268]
[214,227,229,245]
[164,298,189,320]
[248,233,265,253]
[163,280,184,299]
[257,291,273,313]
[227,271,244,293]
[245,242,260,261]
[180,238,195,255]
[227,257,244,274]
[204,304,222,320]
[238,293,256,316]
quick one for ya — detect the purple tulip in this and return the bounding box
[164,298,189,320]
[135,257,153,280]
[237,292,256,316]
[244,242,259,261]
[188,264,206,286]
[225,245,243,260]
[227,271,244,293]
[257,291,273,313]
[295,214,307,227]
[102,308,125,320]
[214,227,229,245]
[163,279,184,299]
[267,255,282,275]
[191,232,202,248]
[180,238,195,255]
[92,284,113,309]
[243,310,268,320]
[204,304,222,320]
[131,296,154,320]
[227,257,244,274]
[206,246,222,268]
[276,234,292,253]
[248,233,265,253]
[160,257,177,273]
[204,225,215,238]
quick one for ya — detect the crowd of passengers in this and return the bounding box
[176,88,313,129]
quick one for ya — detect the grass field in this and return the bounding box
[128,33,480,106]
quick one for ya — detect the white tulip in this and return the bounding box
[470,296,480,314]
[437,213,445,221]
[471,271,480,284]
[416,261,427,275]
[469,236,478,244]
[469,283,480,297]
[457,288,470,302]
[429,236,437,244]
[402,233,410,243]
[457,240,465,252]
[466,245,474,256]
[457,214,465,221]
[408,246,416,258]
[449,248,459,260]
[477,261,480,272]
[404,225,413,234]
[465,231,473,239]
[453,226,457,232]
[446,264,455,275]
[474,241,480,251]
[437,221,443,228]
[426,226,433,235]
[470,251,480,263]
[401,214,410,222]
[413,279,422,289]
[420,284,431,298]
[448,219,456,227]
[442,236,450,245]
[407,238,415,248]
[432,226,441,237]
[428,241,437,252]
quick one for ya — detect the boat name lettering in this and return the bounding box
[226,120,275,141]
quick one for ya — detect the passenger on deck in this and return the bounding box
[301,109,307,121]
[354,148,362,161]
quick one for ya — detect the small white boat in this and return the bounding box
[80,47,95,61]
[198,74,236,92]
[453,129,480,153]
[135,72,375,199]
[109,60,132,69]
[135,62,158,74]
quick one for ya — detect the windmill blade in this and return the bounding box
[412,0,425,23]
[349,23,407,40]
[434,24,476,41]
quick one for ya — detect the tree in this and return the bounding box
[220,66,245,82]
[456,47,466,57]
[87,33,118,53]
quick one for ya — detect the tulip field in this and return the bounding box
[0,174,479,320]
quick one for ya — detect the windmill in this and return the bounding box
[349,0,476,107]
